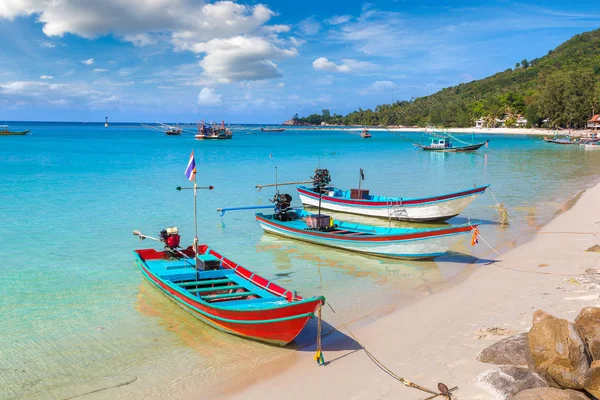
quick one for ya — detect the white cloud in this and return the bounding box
[325,15,352,25]
[82,58,94,65]
[0,81,48,94]
[360,80,397,95]
[313,57,349,73]
[93,68,109,73]
[40,41,55,48]
[0,1,298,83]
[277,82,285,88]
[197,87,222,106]
[123,33,157,47]
[40,75,53,80]
[263,25,290,33]
[195,36,297,82]
[298,18,321,35]
[312,57,375,73]
[48,99,69,105]
[370,80,397,90]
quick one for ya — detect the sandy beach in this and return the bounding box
[205,184,600,400]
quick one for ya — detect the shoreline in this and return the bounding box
[287,126,598,137]
[203,182,600,400]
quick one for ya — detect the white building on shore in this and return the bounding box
[588,114,600,130]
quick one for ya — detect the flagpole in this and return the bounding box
[193,173,199,270]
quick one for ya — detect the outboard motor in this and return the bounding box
[312,168,331,194]
[159,227,181,258]
[272,193,295,221]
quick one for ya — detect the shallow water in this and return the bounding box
[1,123,599,399]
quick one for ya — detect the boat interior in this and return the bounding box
[137,249,285,308]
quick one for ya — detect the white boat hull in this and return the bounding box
[298,191,482,222]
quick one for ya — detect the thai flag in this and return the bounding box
[185,151,196,182]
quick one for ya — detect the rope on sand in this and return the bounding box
[324,303,457,399]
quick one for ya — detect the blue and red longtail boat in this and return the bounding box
[255,209,479,260]
[134,242,325,345]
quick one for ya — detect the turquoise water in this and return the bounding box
[2,123,600,399]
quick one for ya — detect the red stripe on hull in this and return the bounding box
[297,186,487,207]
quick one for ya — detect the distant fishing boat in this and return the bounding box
[165,126,182,136]
[0,124,29,136]
[297,169,489,222]
[543,134,577,145]
[260,127,286,132]
[419,136,487,152]
[255,209,477,259]
[196,121,233,139]
[140,122,182,135]
[585,143,600,149]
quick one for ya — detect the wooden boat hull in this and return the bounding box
[544,139,577,145]
[261,128,286,132]
[421,142,486,152]
[0,130,29,136]
[297,185,488,222]
[134,246,324,345]
[255,213,476,259]
[195,134,233,139]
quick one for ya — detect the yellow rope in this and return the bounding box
[314,304,325,365]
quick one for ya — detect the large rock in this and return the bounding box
[478,333,528,366]
[579,360,600,399]
[473,366,548,399]
[533,310,558,325]
[574,307,600,361]
[510,387,591,400]
[526,311,591,389]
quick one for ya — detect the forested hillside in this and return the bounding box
[292,28,600,128]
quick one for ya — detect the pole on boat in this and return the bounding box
[193,174,199,271]
[358,168,364,192]
[254,180,313,191]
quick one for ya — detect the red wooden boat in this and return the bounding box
[134,241,325,345]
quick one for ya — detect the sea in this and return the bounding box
[1,122,599,399]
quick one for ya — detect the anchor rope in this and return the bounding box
[314,304,325,365]
[488,188,521,227]
[324,303,457,398]
[469,222,501,255]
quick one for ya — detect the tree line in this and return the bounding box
[291,29,600,129]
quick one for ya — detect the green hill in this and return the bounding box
[293,28,600,128]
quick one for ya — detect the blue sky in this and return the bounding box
[0,0,599,123]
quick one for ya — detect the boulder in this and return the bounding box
[579,360,600,399]
[478,333,528,366]
[527,312,591,389]
[473,366,548,399]
[533,309,558,325]
[510,387,591,400]
[574,307,600,361]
